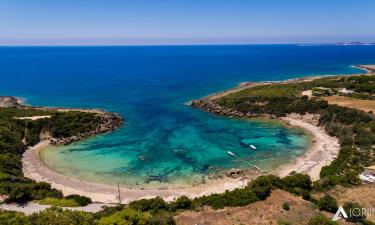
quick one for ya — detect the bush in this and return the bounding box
[36,197,79,207]
[29,207,95,225]
[277,221,292,225]
[282,173,312,195]
[317,195,338,213]
[282,202,290,211]
[308,214,337,225]
[363,220,375,225]
[6,186,32,203]
[194,188,259,209]
[302,189,312,201]
[0,211,31,225]
[169,196,192,211]
[65,194,92,206]
[129,197,168,213]
[247,175,281,200]
[97,207,176,225]
[343,201,366,222]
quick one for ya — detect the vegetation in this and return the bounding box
[0,107,103,203]
[317,195,338,213]
[97,208,152,225]
[0,207,95,225]
[36,197,79,207]
[343,201,366,222]
[218,75,375,187]
[282,202,290,211]
[307,214,338,225]
[65,194,92,206]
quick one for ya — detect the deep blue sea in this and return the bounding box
[1,45,374,187]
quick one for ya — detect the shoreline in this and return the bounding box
[22,112,339,203]
[20,65,373,203]
[277,114,340,180]
[23,140,262,203]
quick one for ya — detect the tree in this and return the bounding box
[317,195,338,213]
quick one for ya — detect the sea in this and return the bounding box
[1,45,374,188]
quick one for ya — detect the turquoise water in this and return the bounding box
[0,45,374,188]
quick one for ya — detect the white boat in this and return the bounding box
[227,151,236,157]
[250,145,257,150]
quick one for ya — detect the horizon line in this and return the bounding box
[0,42,374,47]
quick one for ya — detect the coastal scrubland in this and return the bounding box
[0,105,120,205]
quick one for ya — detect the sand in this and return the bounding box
[277,115,340,180]
[21,113,339,203]
[23,140,258,203]
[15,116,52,120]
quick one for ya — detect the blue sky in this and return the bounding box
[1,0,374,45]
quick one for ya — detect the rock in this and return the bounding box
[0,96,21,108]
[52,112,124,146]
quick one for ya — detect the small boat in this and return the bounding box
[227,151,236,157]
[253,165,263,172]
[250,145,257,150]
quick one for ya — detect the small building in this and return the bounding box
[312,87,335,97]
[338,88,355,95]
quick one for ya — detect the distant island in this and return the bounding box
[299,42,375,46]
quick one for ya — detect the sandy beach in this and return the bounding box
[23,140,259,203]
[278,114,340,180]
[22,113,339,203]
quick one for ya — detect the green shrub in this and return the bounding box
[317,195,338,213]
[277,220,292,225]
[343,201,366,222]
[282,202,290,211]
[29,207,95,225]
[129,197,168,213]
[282,173,312,195]
[247,175,281,200]
[169,196,192,211]
[194,188,259,209]
[308,214,337,225]
[65,194,92,206]
[36,197,79,207]
[98,208,151,225]
[302,189,312,201]
[0,211,31,225]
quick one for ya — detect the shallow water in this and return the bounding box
[0,45,374,187]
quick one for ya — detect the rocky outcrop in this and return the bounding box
[0,96,21,108]
[0,95,124,146]
[50,112,123,145]
[286,113,320,126]
[190,99,276,119]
